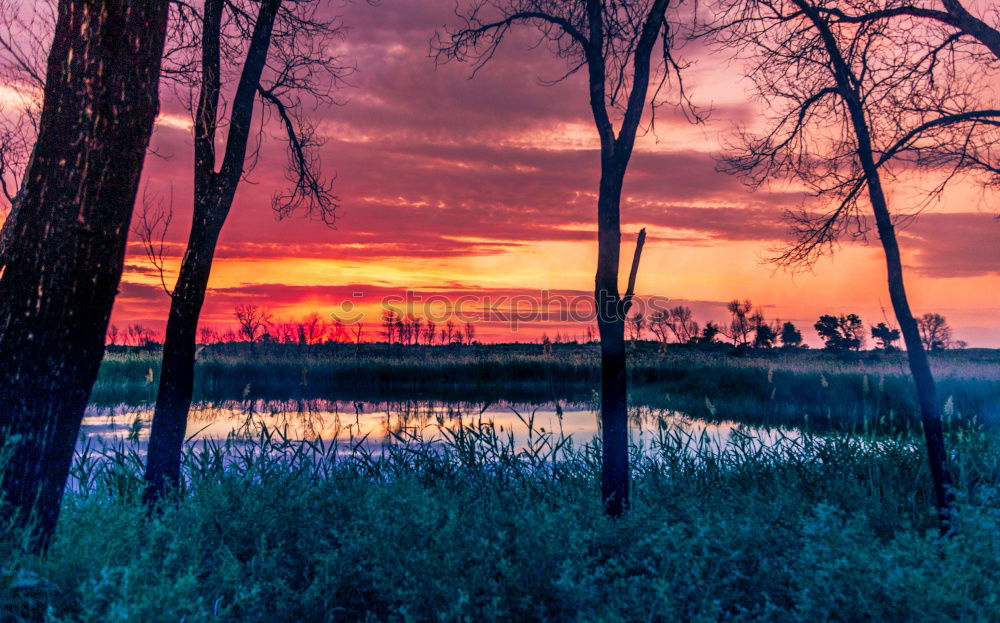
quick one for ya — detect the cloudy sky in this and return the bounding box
[106,0,1000,346]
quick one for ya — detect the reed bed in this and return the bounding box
[3,414,1000,622]
[91,343,1000,433]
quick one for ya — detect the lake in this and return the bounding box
[78,398,794,455]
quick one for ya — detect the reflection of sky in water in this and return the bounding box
[79,400,793,454]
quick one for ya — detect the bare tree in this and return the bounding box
[0,0,201,265]
[444,320,458,345]
[666,304,699,343]
[463,321,477,345]
[423,319,437,345]
[144,0,348,503]
[107,324,121,347]
[722,299,754,347]
[126,323,159,348]
[395,316,408,345]
[437,0,692,515]
[649,309,671,351]
[626,311,646,343]
[198,326,220,345]
[411,317,423,345]
[0,0,170,548]
[351,321,363,355]
[917,312,953,351]
[234,304,273,343]
[382,310,398,344]
[330,318,347,343]
[707,0,1000,531]
[299,311,325,345]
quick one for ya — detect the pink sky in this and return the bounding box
[44,0,1000,345]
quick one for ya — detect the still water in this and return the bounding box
[79,399,792,453]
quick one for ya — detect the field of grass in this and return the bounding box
[4,418,1000,622]
[92,343,1000,433]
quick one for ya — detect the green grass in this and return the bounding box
[92,343,1000,434]
[4,417,1000,622]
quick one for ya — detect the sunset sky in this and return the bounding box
[97,0,1000,346]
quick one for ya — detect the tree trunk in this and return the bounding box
[596,160,629,517]
[143,0,282,504]
[0,0,170,549]
[846,91,956,532]
[802,0,957,533]
[143,203,226,504]
[864,171,956,531]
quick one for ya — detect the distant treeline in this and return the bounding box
[108,300,967,353]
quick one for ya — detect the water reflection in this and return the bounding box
[79,399,792,453]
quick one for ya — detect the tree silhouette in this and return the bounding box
[871,322,901,351]
[815,314,864,352]
[707,0,994,532]
[143,0,348,505]
[0,0,171,549]
[649,309,671,352]
[698,321,721,345]
[667,305,699,343]
[382,310,398,345]
[917,313,953,351]
[823,0,1000,62]
[627,311,646,343]
[234,304,273,343]
[779,321,803,348]
[0,0,50,267]
[722,299,755,348]
[752,314,778,349]
[423,320,438,345]
[437,0,695,517]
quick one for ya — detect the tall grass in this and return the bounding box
[3,413,1000,622]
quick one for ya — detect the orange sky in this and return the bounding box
[5,0,999,346]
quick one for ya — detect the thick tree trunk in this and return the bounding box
[0,0,169,549]
[596,162,629,517]
[143,204,226,504]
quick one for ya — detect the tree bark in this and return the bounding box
[143,0,282,504]
[143,201,226,503]
[852,123,956,531]
[0,0,169,549]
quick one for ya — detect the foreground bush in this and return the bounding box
[3,419,1000,622]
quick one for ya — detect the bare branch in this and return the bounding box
[131,186,176,297]
[258,86,338,225]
